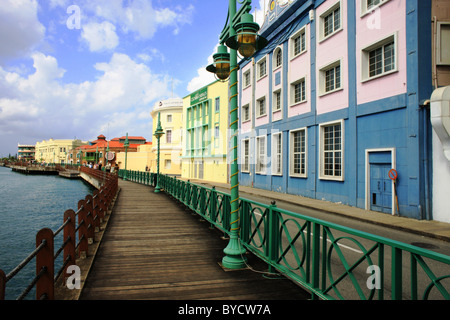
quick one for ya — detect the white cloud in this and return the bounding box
[187,45,217,93]
[78,0,194,40]
[0,0,45,63]
[0,52,174,142]
[81,21,119,52]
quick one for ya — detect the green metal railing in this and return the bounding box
[118,170,450,300]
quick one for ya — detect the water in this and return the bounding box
[0,166,96,300]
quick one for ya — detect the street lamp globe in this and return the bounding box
[206,45,231,81]
[225,13,267,58]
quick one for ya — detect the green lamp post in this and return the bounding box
[206,0,267,269]
[123,133,129,181]
[106,141,110,171]
[154,112,165,193]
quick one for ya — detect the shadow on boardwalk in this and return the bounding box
[80,180,309,300]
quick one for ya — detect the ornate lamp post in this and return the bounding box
[206,0,267,269]
[123,133,129,181]
[106,141,110,170]
[154,112,165,193]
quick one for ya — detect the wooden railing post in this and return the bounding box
[85,195,94,243]
[63,210,76,280]
[36,228,54,300]
[78,199,88,259]
[100,188,107,220]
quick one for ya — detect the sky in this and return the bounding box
[0,0,267,157]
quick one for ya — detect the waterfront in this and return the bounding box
[0,166,95,300]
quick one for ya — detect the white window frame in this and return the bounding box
[242,103,251,122]
[273,46,283,70]
[273,89,282,113]
[215,97,220,113]
[242,139,250,173]
[360,0,391,17]
[165,159,172,170]
[257,56,267,80]
[289,128,307,178]
[319,119,344,181]
[243,69,252,88]
[361,33,398,82]
[319,59,342,96]
[290,26,307,60]
[256,135,267,175]
[167,114,172,123]
[290,76,307,106]
[319,0,342,42]
[256,96,267,118]
[272,132,283,176]
[166,129,172,144]
[437,22,450,66]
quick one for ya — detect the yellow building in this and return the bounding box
[116,143,155,172]
[35,139,88,164]
[182,80,229,184]
[150,98,183,176]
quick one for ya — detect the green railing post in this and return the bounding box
[267,201,279,273]
[239,200,250,244]
[311,222,321,300]
[210,187,217,228]
[392,247,403,300]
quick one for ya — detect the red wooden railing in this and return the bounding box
[0,167,118,300]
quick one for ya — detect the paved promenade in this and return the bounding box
[79,180,309,300]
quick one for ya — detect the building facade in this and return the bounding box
[17,144,35,161]
[150,98,183,176]
[238,0,449,222]
[182,80,230,184]
[116,143,155,172]
[72,134,148,169]
[35,139,88,164]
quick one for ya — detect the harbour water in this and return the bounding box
[0,166,96,300]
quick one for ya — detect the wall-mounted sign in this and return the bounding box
[190,87,208,105]
[106,152,115,161]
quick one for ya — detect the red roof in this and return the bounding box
[118,136,146,141]
[74,136,151,152]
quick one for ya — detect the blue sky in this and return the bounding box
[0,0,266,157]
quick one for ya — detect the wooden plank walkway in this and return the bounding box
[80,180,309,300]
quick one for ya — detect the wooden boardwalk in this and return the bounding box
[80,180,309,300]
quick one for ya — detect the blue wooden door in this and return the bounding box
[370,164,392,214]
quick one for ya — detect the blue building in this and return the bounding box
[238,0,449,221]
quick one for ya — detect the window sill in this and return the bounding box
[361,69,398,83]
[318,87,343,98]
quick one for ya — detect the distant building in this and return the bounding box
[116,139,154,172]
[182,80,230,184]
[150,98,183,176]
[35,139,88,164]
[17,144,35,161]
[72,134,149,169]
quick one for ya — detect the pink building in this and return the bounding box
[238,0,449,222]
